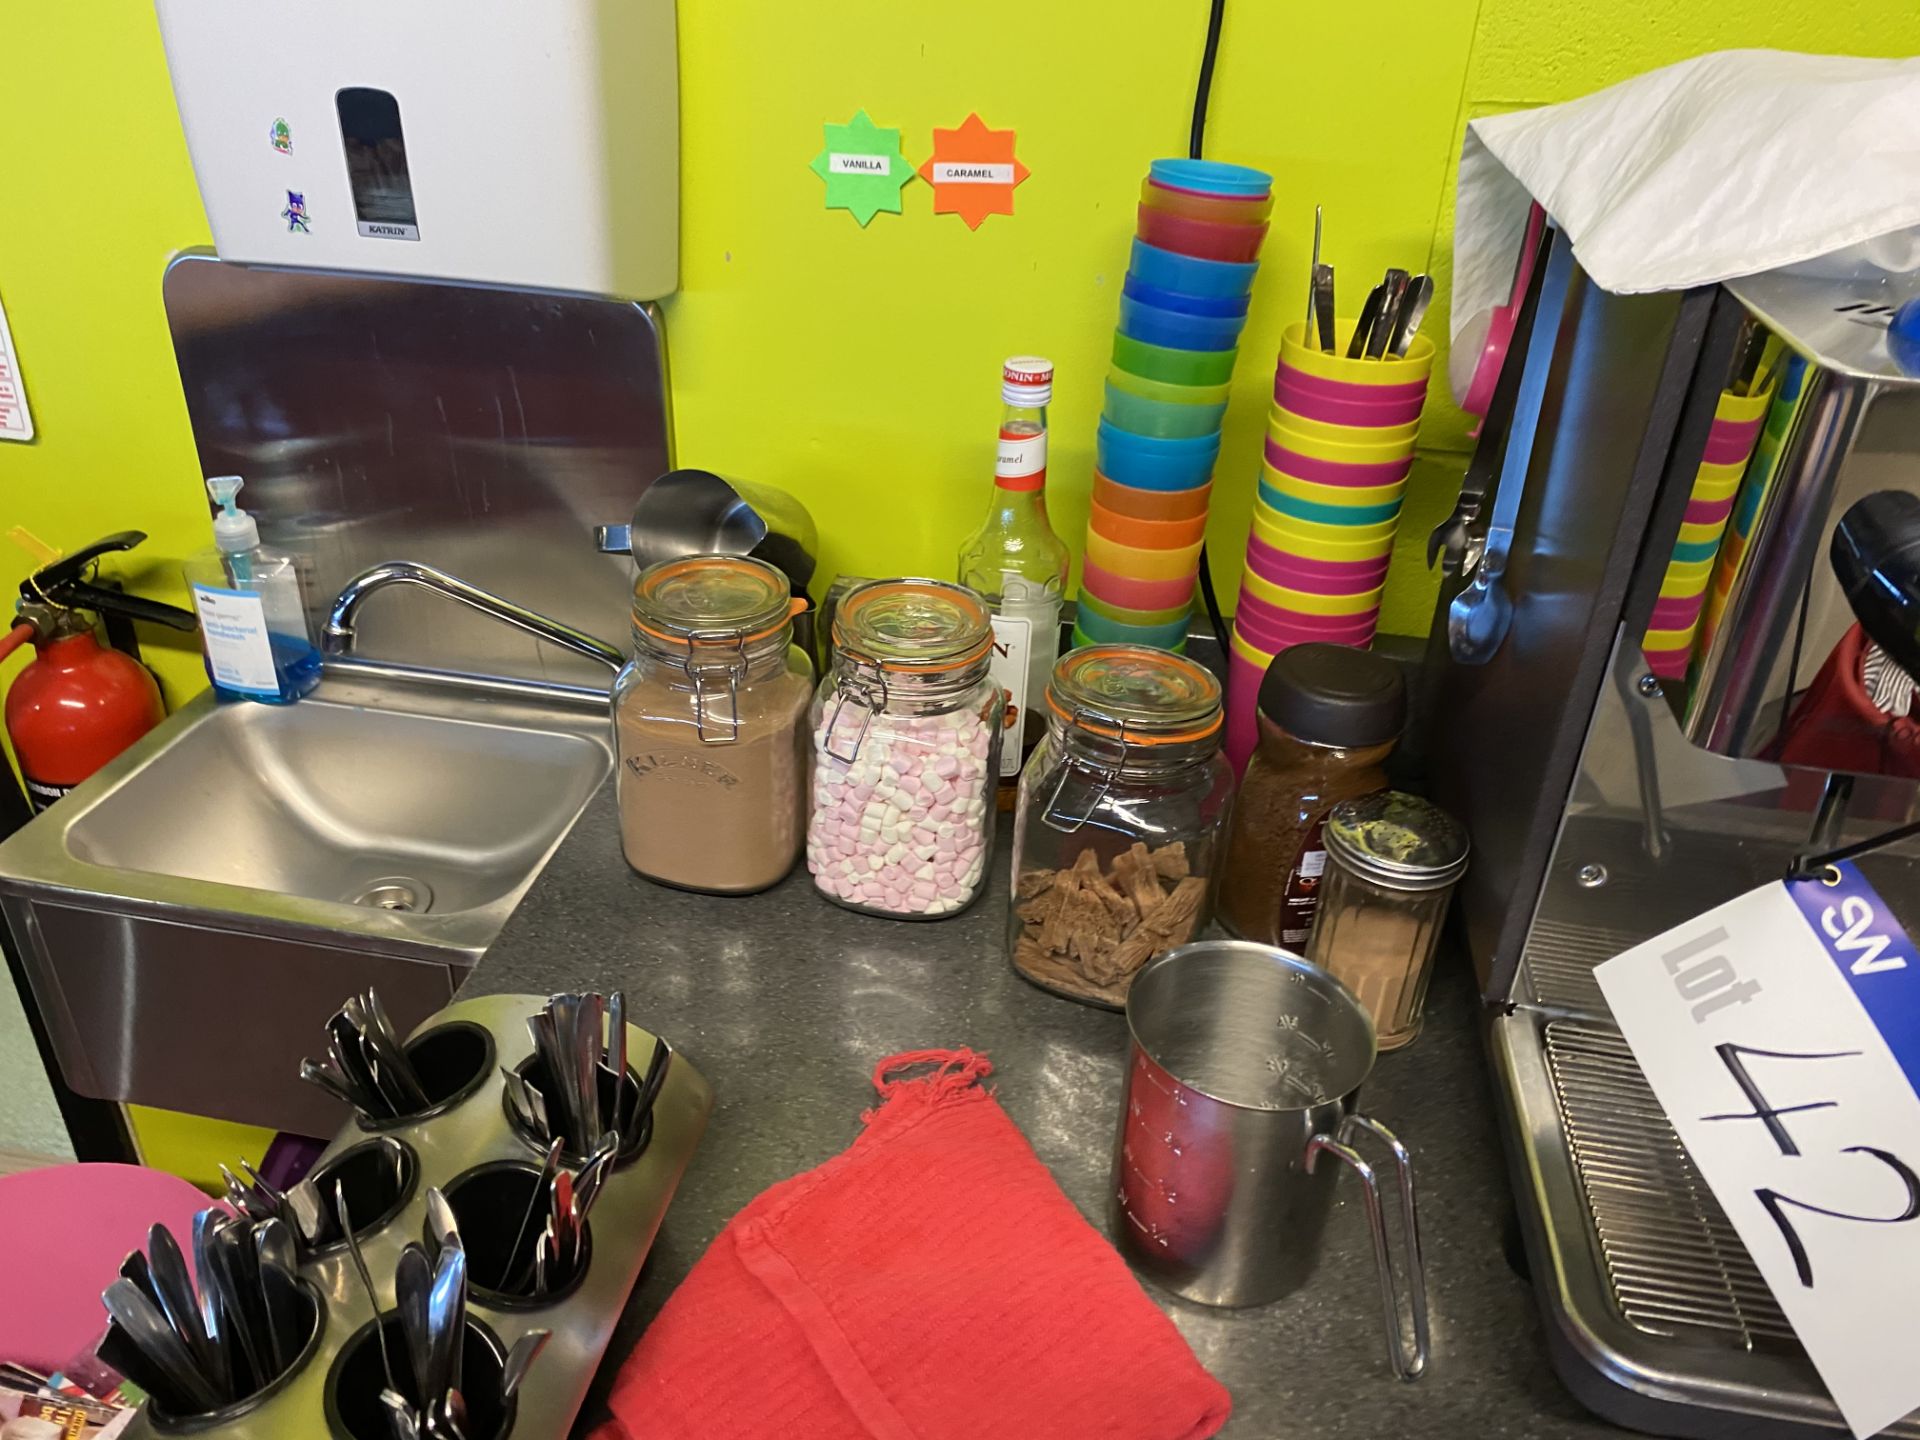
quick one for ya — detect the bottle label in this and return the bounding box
[995,430,1046,489]
[988,612,1032,778]
[1280,814,1332,948]
[22,775,73,814]
[191,584,281,696]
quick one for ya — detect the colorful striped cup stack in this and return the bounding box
[1643,381,1775,681]
[1079,158,1273,654]
[1224,315,1436,772]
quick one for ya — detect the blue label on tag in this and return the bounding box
[1787,861,1920,1090]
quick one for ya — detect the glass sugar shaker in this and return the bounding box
[1305,791,1469,1051]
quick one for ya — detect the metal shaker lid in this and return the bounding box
[1324,791,1469,891]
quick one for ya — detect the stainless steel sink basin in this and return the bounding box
[65,692,602,917]
[0,666,611,1135]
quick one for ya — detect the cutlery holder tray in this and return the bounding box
[122,992,713,1440]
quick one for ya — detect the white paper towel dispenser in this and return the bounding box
[153,0,679,299]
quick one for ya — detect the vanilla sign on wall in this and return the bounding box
[810,110,916,227]
[812,112,1027,229]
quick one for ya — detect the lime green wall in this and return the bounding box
[9,4,1919,669]
[0,11,211,706]
[3,3,1919,1183]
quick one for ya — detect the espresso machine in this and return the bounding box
[1424,223,1920,1436]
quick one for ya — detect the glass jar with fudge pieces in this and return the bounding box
[1008,644,1234,1008]
[807,579,1006,918]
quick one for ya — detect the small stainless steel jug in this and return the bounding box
[1112,939,1429,1379]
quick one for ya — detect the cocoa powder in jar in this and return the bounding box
[614,553,813,894]
[616,663,814,893]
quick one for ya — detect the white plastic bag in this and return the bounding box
[1453,49,1920,343]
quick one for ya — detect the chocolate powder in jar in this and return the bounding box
[1217,646,1405,946]
[616,665,814,894]
[1216,717,1395,946]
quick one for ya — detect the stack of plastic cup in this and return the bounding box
[1225,316,1435,772]
[1643,382,1774,680]
[1079,158,1273,653]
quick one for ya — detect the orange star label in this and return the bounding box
[917,113,1029,230]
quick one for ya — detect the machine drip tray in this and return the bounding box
[1493,923,1920,1437]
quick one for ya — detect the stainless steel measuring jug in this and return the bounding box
[1112,939,1429,1379]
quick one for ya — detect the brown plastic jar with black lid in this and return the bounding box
[1216,644,1407,948]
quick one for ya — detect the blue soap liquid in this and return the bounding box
[273,634,325,700]
[206,633,323,704]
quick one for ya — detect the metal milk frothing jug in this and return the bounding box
[1112,939,1430,1379]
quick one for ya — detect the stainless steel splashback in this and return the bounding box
[161,252,670,685]
[1673,268,1920,768]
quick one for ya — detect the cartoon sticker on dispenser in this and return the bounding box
[282,191,310,234]
[269,118,292,155]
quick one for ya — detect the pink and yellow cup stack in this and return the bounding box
[1079,158,1273,654]
[1642,383,1774,682]
[1225,317,1436,772]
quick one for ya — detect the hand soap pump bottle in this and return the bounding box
[186,475,322,703]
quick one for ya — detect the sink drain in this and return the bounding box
[348,877,433,913]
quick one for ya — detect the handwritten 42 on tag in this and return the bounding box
[1598,863,1920,1437]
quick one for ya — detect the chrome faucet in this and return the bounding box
[322,561,626,673]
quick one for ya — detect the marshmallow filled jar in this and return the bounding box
[1009,645,1234,1009]
[808,579,1006,918]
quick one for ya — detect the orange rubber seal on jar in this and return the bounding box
[632,555,805,649]
[634,595,805,650]
[1044,693,1223,746]
[832,579,994,673]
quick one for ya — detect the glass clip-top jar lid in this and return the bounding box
[824,578,993,763]
[1041,643,1223,832]
[1324,791,1470,891]
[631,553,800,746]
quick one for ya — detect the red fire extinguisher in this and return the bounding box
[3,532,199,813]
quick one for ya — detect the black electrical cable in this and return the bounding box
[1188,0,1228,159]
[1785,567,1814,714]
[1187,0,1234,661]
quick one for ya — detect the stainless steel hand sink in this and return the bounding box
[0,666,612,1136]
[65,691,602,918]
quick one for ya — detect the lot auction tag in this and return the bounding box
[1597,864,1920,1437]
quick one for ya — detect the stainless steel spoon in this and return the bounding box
[192,1209,245,1397]
[253,1217,297,1278]
[606,990,629,1132]
[102,1277,222,1413]
[148,1222,227,1399]
[426,1187,461,1256]
[500,1328,550,1401]
[337,1179,396,1395]
[299,1056,362,1111]
[427,1241,469,1403]
[396,1243,437,1409]
[282,1180,324,1246]
[504,1137,564,1293]
[380,1386,421,1440]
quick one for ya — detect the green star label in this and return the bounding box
[810,110,914,226]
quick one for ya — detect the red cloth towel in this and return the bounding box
[594,1049,1231,1440]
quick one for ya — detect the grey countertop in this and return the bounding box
[465,784,1625,1438]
